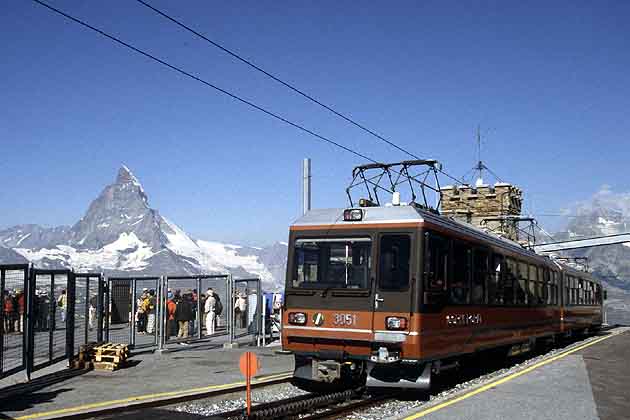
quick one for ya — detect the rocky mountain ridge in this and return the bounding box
[0,166,287,291]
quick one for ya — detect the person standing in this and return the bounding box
[136,289,148,334]
[3,290,14,334]
[236,293,247,328]
[145,290,156,334]
[204,288,216,336]
[175,292,193,343]
[166,291,177,339]
[17,289,25,333]
[57,290,67,324]
[88,295,97,331]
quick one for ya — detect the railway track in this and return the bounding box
[203,329,618,420]
[215,388,394,420]
[79,328,618,420]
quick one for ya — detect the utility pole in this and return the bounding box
[302,158,311,215]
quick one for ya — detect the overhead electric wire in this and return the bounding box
[134,0,423,161]
[32,0,463,212]
[135,0,470,189]
[31,0,376,164]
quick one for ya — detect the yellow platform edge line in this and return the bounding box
[403,331,621,420]
[14,371,293,420]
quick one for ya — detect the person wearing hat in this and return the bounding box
[166,290,177,339]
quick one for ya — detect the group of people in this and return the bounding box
[2,289,25,334]
[165,288,223,344]
[135,288,156,335]
[2,288,69,334]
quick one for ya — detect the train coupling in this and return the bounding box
[369,346,400,363]
[366,361,432,390]
[312,359,342,383]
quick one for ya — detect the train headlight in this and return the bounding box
[288,312,307,325]
[386,316,408,330]
[343,209,363,221]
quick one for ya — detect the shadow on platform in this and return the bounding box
[0,367,91,412]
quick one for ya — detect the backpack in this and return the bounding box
[214,294,223,316]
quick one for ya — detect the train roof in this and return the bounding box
[292,205,599,282]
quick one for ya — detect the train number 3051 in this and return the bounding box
[333,313,357,326]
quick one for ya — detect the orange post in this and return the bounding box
[239,352,259,417]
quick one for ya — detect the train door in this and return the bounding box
[372,234,413,334]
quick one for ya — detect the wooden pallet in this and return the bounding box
[94,343,129,362]
[93,361,125,371]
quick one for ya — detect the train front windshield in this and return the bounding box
[292,238,371,289]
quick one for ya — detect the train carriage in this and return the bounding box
[282,203,603,391]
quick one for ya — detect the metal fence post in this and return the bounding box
[66,271,76,364]
[156,275,163,350]
[130,279,136,348]
[197,276,202,340]
[105,278,110,342]
[26,265,35,380]
[261,294,266,347]
[224,274,235,348]
[49,273,56,365]
[97,276,104,342]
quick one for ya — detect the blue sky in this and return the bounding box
[1,0,629,245]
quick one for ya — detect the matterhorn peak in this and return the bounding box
[116,164,141,186]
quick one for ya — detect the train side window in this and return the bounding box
[472,249,488,304]
[449,241,471,304]
[549,271,558,305]
[578,279,584,305]
[489,254,504,305]
[425,232,449,291]
[541,269,549,305]
[528,265,538,305]
[515,261,527,305]
[379,235,411,291]
[504,258,516,305]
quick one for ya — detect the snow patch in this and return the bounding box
[15,232,154,271]
[16,233,31,246]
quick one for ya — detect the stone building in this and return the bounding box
[440,183,524,241]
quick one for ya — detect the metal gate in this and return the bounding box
[105,277,160,349]
[232,278,262,341]
[73,273,103,354]
[163,275,229,344]
[0,264,29,380]
[27,269,74,373]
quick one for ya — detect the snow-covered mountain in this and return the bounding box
[550,186,630,324]
[0,166,287,291]
[553,186,630,289]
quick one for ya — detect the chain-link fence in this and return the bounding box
[73,274,102,354]
[1,267,264,381]
[105,277,160,348]
[0,265,28,379]
[163,275,229,344]
[28,269,72,372]
[231,278,262,342]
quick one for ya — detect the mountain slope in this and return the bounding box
[0,166,287,290]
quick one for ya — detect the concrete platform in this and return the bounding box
[397,327,630,420]
[0,338,293,420]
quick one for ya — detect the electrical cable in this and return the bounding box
[30,0,380,164]
[134,0,424,161]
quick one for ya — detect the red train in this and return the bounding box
[282,203,603,390]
